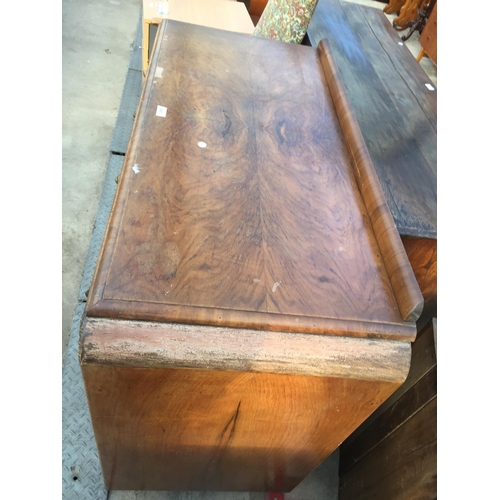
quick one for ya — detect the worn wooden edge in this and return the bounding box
[86,20,167,313]
[87,298,416,341]
[79,317,411,382]
[317,39,424,324]
[398,226,437,239]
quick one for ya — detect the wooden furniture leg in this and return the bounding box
[383,0,406,15]
[416,47,425,62]
[417,1,437,65]
[394,0,425,30]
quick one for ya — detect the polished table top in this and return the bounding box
[87,20,421,340]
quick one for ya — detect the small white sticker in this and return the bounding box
[132,164,140,174]
[155,66,164,78]
[156,105,167,117]
[425,83,435,91]
[198,141,207,148]
[156,1,168,15]
[398,42,403,46]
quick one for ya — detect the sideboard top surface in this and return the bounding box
[86,21,415,339]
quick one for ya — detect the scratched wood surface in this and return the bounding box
[81,317,411,380]
[86,20,422,339]
[82,362,404,491]
[308,0,436,239]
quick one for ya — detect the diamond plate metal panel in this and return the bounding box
[129,8,143,72]
[78,154,124,302]
[109,67,143,154]
[62,303,108,500]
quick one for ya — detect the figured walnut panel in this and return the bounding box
[87,21,421,338]
[83,363,403,491]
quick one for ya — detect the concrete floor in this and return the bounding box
[107,451,339,499]
[62,0,436,497]
[62,0,140,360]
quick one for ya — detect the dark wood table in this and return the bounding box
[308,0,437,330]
[80,20,423,492]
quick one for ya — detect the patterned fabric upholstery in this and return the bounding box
[253,0,319,44]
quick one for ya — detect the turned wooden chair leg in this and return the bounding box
[416,47,425,62]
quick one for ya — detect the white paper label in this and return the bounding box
[156,1,168,15]
[155,67,164,78]
[156,105,167,117]
[425,83,435,91]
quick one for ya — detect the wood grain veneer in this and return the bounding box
[82,362,406,491]
[86,20,422,339]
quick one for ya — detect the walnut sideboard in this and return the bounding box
[80,21,423,492]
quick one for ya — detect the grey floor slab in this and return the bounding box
[107,451,339,499]
[78,154,124,302]
[130,8,144,72]
[62,0,140,361]
[62,302,107,500]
